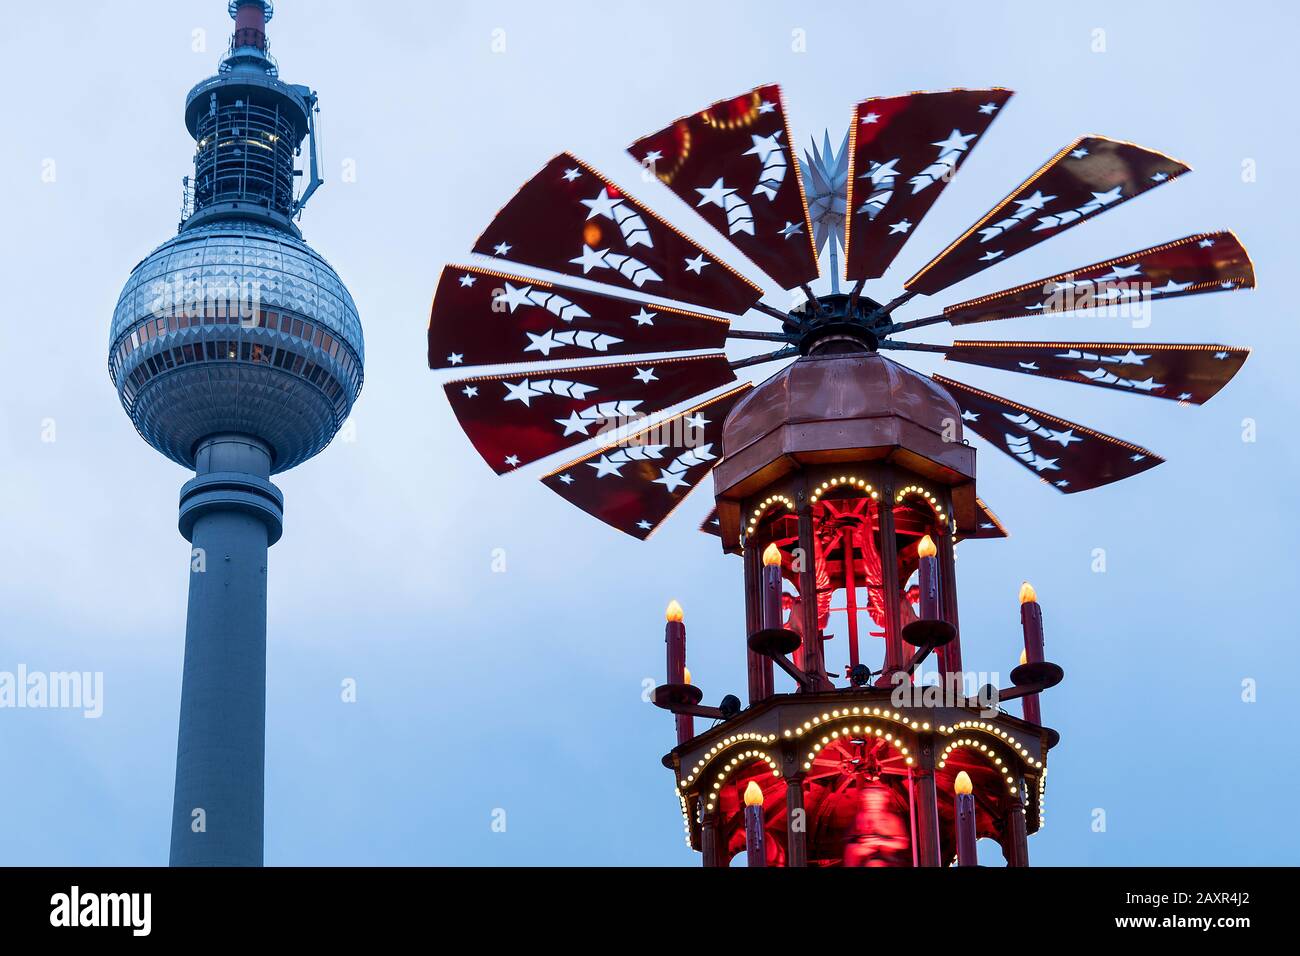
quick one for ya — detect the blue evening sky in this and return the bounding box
[1,0,1297,865]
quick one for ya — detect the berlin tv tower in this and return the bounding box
[107,0,363,866]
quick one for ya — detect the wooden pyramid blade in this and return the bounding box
[932,374,1164,492]
[541,385,753,540]
[472,153,762,315]
[943,341,1249,405]
[628,84,819,290]
[907,136,1190,295]
[962,497,1009,540]
[428,264,731,370]
[844,87,1013,282]
[445,355,736,475]
[942,231,1255,325]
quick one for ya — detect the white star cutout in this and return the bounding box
[1130,454,1145,462]
[978,102,999,115]
[634,367,658,384]
[979,249,1004,262]
[558,473,575,485]
[684,254,709,274]
[961,410,980,422]
[495,281,534,311]
[637,520,653,530]
[779,220,804,238]
[861,111,880,124]
[524,330,561,356]
[493,242,512,256]
[888,218,912,235]
[555,410,592,436]
[570,245,608,273]
[458,274,477,287]
[1071,148,1089,159]
[562,167,581,182]
[1046,428,1083,447]
[932,129,977,153]
[1055,480,1070,488]
[758,100,776,114]
[1015,190,1056,212]
[503,380,537,405]
[744,133,784,164]
[504,455,520,468]
[581,189,621,220]
[1151,172,1169,182]
[1198,238,1215,248]
[642,150,663,164]
[447,353,464,365]
[695,177,736,208]
[1214,351,1228,360]
[462,386,478,398]
[1178,392,1193,401]
[589,455,626,478]
[632,308,656,326]
[655,471,689,493]
[685,413,710,430]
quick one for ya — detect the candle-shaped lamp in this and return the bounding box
[954,770,978,866]
[1019,582,1044,725]
[666,600,693,744]
[917,535,940,620]
[916,534,942,674]
[761,543,783,630]
[665,599,686,684]
[743,780,766,867]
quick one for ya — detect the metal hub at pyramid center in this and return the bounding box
[786,292,892,355]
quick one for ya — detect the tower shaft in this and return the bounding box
[170,435,283,867]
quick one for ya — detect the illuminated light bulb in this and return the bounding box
[954,770,974,795]
[666,599,684,623]
[683,667,692,686]
[762,543,782,567]
[743,781,764,807]
[1019,649,1028,666]
[918,535,937,558]
[1019,581,1038,605]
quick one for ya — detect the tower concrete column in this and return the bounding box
[170,435,283,867]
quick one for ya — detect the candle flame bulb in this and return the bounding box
[743,780,764,807]
[682,666,691,686]
[918,535,937,559]
[1019,581,1037,605]
[1019,649,1028,666]
[954,770,973,795]
[665,599,684,622]
[762,543,782,567]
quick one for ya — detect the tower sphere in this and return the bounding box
[109,220,363,473]
[108,0,362,475]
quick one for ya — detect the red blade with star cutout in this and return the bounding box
[472,154,762,314]
[541,385,752,540]
[942,341,1249,405]
[941,231,1255,325]
[844,87,1013,282]
[428,264,731,370]
[932,374,1164,492]
[445,355,736,475]
[907,136,1190,295]
[628,84,819,290]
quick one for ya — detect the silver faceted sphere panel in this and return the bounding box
[109,221,364,473]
